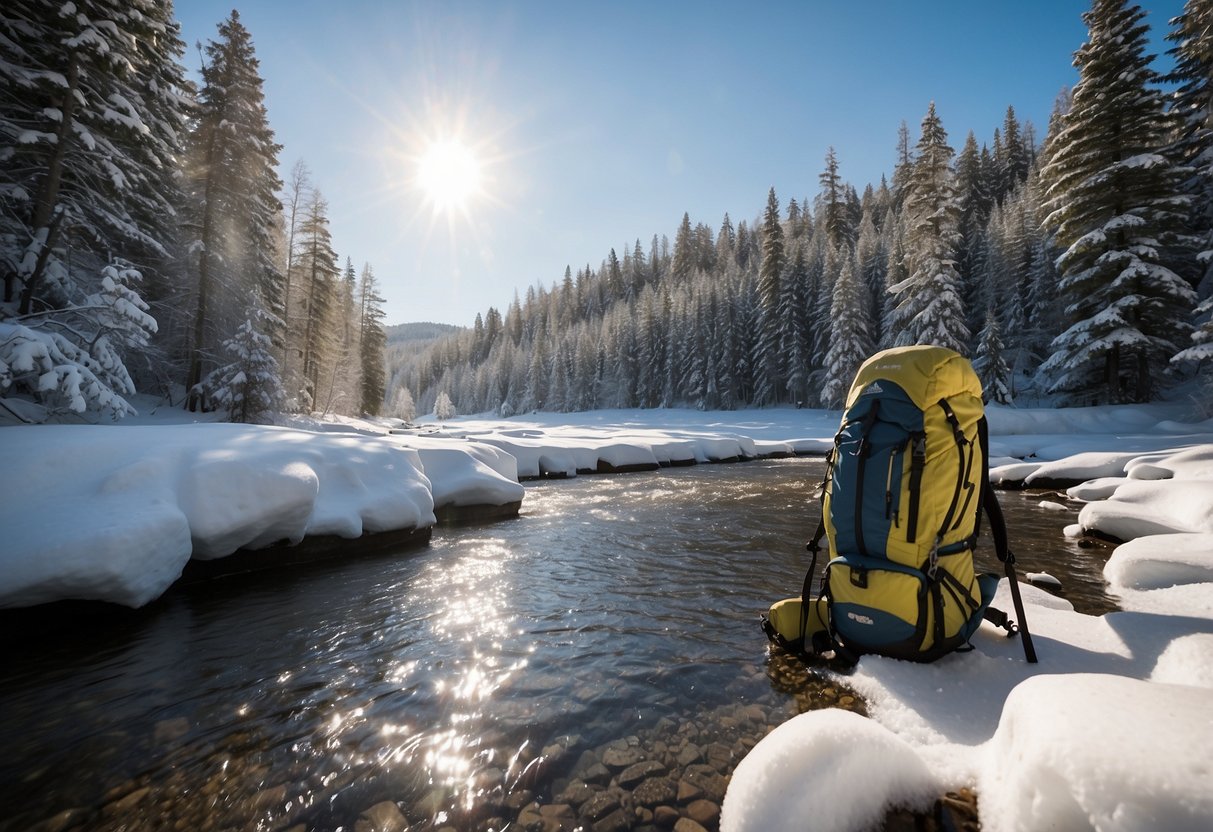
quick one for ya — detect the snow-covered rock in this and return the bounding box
[979,674,1213,832]
[720,709,938,832]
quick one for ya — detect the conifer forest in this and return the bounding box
[1,4,388,423]
[3,1,1212,426]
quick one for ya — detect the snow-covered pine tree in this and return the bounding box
[1164,0,1213,299]
[973,304,1013,405]
[391,385,417,423]
[183,11,284,411]
[1,0,189,421]
[433,390,455,420]
[821,256,874,408]
[854,209,887,349]
[326,257,360,414]
[754,188,786,405]
[193,312,285,423]
[889,102,970,354]
[817,148,850,249]
[997,106,1032,202]
[1040,0,1197,403]
[781,245,812,407]
[358,263,386,416]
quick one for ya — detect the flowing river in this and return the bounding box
[0,459,1114,832]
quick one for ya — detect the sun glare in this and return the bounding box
[417,140,481,213]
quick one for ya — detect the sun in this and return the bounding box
[416,140,481,213]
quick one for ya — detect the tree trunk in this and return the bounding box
[19,53,79,315]
[185,128,222,410]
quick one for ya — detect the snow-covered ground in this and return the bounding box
[4,399,1213,830]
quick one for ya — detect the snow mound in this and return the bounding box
[1151,634,1213,688]
[720,709,938,832]
[1079,480,1213,539]
[1105,534,1213,591]
[1025,451,1139,484]
[979,673,1213,832]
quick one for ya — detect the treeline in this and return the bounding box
[1,3,387,423]
[390,0,1212,418]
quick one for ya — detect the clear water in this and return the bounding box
[0,459,1109,831]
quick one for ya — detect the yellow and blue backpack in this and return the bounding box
[763,345,1038,664]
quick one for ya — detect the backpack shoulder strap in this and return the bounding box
[979,417,1038,664]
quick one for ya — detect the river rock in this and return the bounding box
[676,742,702,767]
[678,765,727,803]
[555,779,596,807]
[503,788,534,811]
[631,776,677,807]
[618,760,666,788]
[704,741,734,771]
[673,818,709,832]
[581,791,621,822]
[654,805,681,827]
[685,798,720,826]
[355,800,408,832]
[592,808,631,832]
[602,743,647,770]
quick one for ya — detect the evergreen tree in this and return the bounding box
[669,212,695,287]
[183,10,284,410]
[1,0,189,420]
[997,106,1031,200]
[755,188,786,404]
[781,245,812,406]
[973,305,1013,404]
[433,390,455,420]
[1040,0,1196,403]
[391,386,417,422]
[193,312,285,423]
[821,256,874,408]
[817,147,850,248]
[296,190,340,411]
[358,263,387,415]
[1164,0,1213,297]
[890,103,969,353]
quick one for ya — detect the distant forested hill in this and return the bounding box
[386,322,463,345]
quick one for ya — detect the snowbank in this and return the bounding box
[0,424,436,608]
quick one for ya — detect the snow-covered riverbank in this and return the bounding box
[3,400,1213,830]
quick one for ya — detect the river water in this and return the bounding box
[0,459,1114,831]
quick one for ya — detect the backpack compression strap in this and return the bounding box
[979,417,1039,664]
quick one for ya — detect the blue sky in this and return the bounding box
[175,1,1182,328]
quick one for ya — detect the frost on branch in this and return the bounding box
[0,263,156,422]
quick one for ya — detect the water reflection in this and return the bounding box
[0,458,1101,831]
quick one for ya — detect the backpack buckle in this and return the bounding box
[849,567,869,589]
[927,537,941,580]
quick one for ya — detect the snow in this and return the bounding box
[5,400,1213,831]
[721,709,939,832]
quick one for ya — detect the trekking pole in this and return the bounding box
[1001,547,1038,663]
[983,483,1038,663]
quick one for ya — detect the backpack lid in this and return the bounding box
[846,345,984,411]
